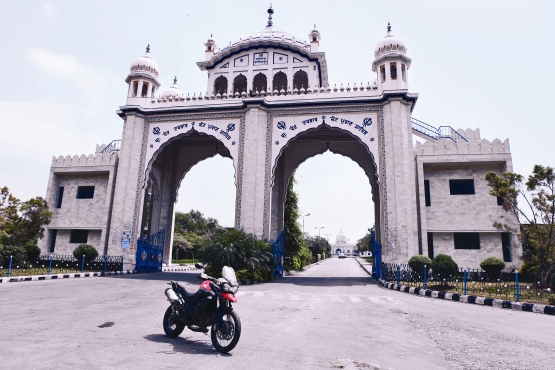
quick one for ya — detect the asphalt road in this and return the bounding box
[1,257,554,369]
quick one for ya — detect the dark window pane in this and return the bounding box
[501,233,512,262]
[449,179,475,195]
[454,232,480,249]
[427,232,434,259]
[424,180,431,206]
[49,229,57,253]
[390,63,397,79]
[77,186,95,199]
[497,196,504,206]
[56,187,64,208]
[70,230,88,243]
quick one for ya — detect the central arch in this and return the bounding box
[269,124,380,243]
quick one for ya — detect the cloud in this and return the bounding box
[41,2,57,20]
[27,47,115,104]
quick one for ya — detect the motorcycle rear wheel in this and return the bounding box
[211,310,241,353]
[163,305,185,338]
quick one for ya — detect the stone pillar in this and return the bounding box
[238,104,270,238]
[381,98,419,262]
[107,113,148,269]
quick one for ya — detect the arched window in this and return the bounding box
[141,82,149,97]
[293,70,308,91]
[380,65,386,82]
[390,62,397,80]
[233,74,247,94]
[252,73,267,93]
[272,71,288,93]
[214,76,228,95]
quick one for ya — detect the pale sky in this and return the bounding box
[1,1,553,242]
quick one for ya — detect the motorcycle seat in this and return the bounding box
[176,282,198,299]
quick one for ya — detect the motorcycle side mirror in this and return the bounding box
[199,273,208,280]
[195,263,205,269]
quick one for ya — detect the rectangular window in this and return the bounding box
[70,229,88,244]
[427,232,434,259]
[141,82,149,97]
[56,186,64,208]
[501,233,512,262]
[454,232,480,249]
[497,196,504,206]
[380,65,386,82]
[390,62,397,80]
[77,186,95,199]
[401,64,406,81]
[132,81,138,96]
[151,86,155,97]
[449,179,475,195]
[49,229,57,253]
[424,180,431,207]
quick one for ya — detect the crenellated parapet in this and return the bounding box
[415,128,510,156]
[51,144,118,168]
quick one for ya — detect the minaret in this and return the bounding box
[125,44,161,104]
[372,23,411,93]
[309,24,321,53]
[204,35,217,61]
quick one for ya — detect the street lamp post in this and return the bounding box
[301,213,310,234]
[315,227,324,260]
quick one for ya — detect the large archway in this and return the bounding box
[140,130,236,265]
[269,124,380,243]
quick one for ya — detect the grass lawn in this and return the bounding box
[362,257,373,263]
[172,259,196,265]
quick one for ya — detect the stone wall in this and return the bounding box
[50,230,103,255]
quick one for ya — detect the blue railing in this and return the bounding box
[100,140,122,154]
[136,228,166,272]
[370,229,381,279]
[272,230,285,277]
[411,118,468,143]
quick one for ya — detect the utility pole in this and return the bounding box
[301,213,310,234]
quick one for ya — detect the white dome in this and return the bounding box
[161,77,183,98]
[374,23,407,59]
[130,45,160,78]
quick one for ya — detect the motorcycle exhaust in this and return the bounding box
[165,288,179,302]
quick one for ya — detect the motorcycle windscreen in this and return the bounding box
[222,266,238,286]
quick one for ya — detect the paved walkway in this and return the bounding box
[0,257,553,369]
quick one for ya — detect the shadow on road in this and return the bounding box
[273,275,377,287]
[144,333,230,356]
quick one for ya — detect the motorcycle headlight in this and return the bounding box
[222,283,238,294]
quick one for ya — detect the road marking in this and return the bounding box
[254,292,264,298]
[331,296,343,302]
[271,294,283,300]
[349,296,361,302]
[290,295,300,300]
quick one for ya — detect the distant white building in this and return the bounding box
[38,6,520,270]
[332,229,357,256]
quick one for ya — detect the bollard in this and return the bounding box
[104,255,107,273]
[397,264,401,286]
[7,255,13,277]
[463,269,467,295]
[423,265,427,290]
[81,255,85,273]
[48,255,53,275]
[515,271,520,302]
[122,257,124,272]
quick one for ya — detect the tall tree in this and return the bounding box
[486,165,555,285]
[283,174,311,270]
[305,235,331,256]
[356,232,372,253]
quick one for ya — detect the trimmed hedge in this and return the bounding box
[431,254,458,277]
[72,244,99,262]
[408,254,432,277]
[480,256,505,278]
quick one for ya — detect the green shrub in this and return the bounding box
[25,243,41,261]
[0,245,27,265]
[518,262,539,280]
[480,256,505,278]
[431,254,458,277]
[408,255,432,277]
[72,244,99,262]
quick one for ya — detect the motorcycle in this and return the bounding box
[162,263,241,353]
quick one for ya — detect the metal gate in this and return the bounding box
[371,229,382,280]
[272,230,285,277]
[136,228,166,271]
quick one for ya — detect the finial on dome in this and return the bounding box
[387,22,391,32]
[173,76,177,84]
[146,44,151,53]
[267,3,274,27]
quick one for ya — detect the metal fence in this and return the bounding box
[0,255,124,277]
[381,262,554,304]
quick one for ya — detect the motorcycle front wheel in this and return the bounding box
[211,310,241,353]
[163,305,185,338]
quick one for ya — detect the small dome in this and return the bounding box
[130,44,160,78]
[374,23,407,59]
[161,77,183,98]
